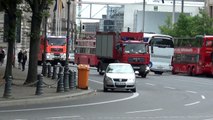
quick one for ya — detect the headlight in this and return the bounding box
[105,76,112,82]
[128,78,135,82]
[60,53,66,59]
[146,66,150,70]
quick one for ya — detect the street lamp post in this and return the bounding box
[63,0,72,92]
[66,0,71,69]
[42,3,49,76]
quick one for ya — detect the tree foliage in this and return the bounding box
[159,9,213,37]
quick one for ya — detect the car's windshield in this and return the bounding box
[106,64,134,73]
[124,43,146,54]
[47,38,66,46]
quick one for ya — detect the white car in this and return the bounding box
[103,63,136,92]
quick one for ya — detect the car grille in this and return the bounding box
[128,57,144,62]
[113,79,127,82]
[51,48,63,52]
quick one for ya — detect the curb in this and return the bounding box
[0,88,95,107]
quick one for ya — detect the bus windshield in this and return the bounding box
[150,37,174,48]
[124,43,146,54]
[174,37,203,48]
[47,38,66,46]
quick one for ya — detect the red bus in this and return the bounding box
[74,32,99,67]
[172,35,213,76]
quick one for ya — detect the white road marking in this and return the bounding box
[14,119,28,120]
[201,95,206,100]
[204,118,213,120]
[186,90,197,94]
[89,79,103,84]
[145,83,155,86]
[184,101,200,106]
[164,86,176,90]
[45,116,81,119]
[126,108,163,114]
[0,93,139,113]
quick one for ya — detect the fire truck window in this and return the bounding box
[206,41,212,47]
[47,38,66,45]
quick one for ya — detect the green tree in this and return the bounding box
[159,15,175,36]
[24,0,53,84]
[0,0,21,79]
[159,9,213,37]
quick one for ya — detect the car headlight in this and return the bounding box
[128,78,135,82]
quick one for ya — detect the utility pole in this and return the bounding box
[142,0,145,32]
[181,0,184,13]
[172,0,175,24]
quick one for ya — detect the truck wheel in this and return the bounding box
[154,71,163,75]
[141,73,147,78]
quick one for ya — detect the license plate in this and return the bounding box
[115,82,126,86]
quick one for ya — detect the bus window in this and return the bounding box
[150,37,174,48]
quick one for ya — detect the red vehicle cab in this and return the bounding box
[38,35,67,66]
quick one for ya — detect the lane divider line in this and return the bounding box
[45,116,81,119]
[184,101,200,106]
[126,108,163,114]
[145,83,155,86]
[164,86,176,90]
[89,79,103,84]
[186,91,197,94]
[201,95,206,100]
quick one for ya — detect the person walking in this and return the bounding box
[18,50,23,69]
[22,50,27,71]
[0,47,5,66]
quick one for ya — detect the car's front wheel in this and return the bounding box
[103,86,108,92]
[131,88,136,92]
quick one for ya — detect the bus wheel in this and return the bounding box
[191,67,196,76]
[172,69,177,75]
[187,67,192,76]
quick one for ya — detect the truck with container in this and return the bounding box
[96,32,150,78]
[172,35,213,76]
[38,35,71,66]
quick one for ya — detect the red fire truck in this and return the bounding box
[38,35,69,66]
[75,32,99,67]
[172,35,213,76]
[96,32,150,78]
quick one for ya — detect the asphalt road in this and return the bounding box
[0,66,213,120]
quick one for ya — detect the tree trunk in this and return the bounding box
[24,13,42,85]
[4,4,17,80]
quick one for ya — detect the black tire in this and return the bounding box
[103,86,108,92]
[141,73,147,78]
[131,88,136,92]
[154,71,163,75]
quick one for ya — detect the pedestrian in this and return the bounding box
[0,47,5,66]
[22,50,27,71]
[18,50,23,69]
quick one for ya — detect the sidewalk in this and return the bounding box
[0,64,94,107]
